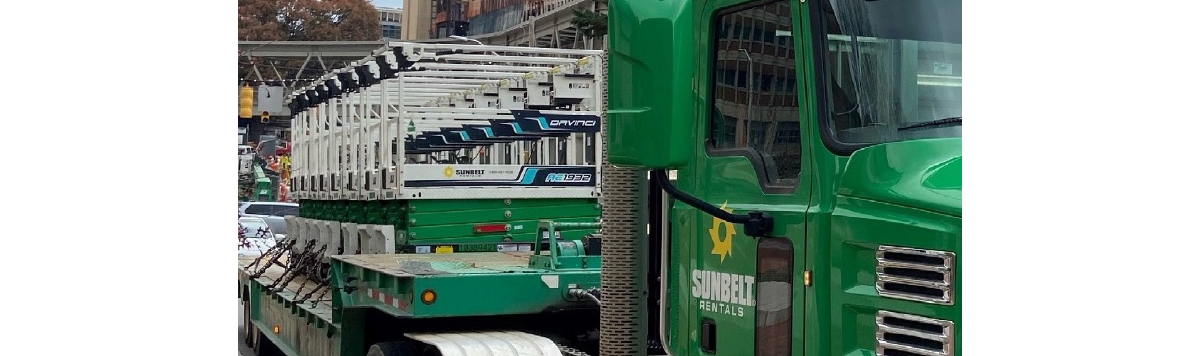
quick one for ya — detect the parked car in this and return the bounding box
[238,217,277,257]
[238,201,298,240]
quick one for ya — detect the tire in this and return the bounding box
[242,300,256,347]
[365,340,423,356]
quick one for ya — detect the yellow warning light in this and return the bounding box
[261,111,270,124]
[272,325,280,334]
[240,84,255,119]
[421,289,437,305]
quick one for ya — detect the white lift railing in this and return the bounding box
[286,42,604,201]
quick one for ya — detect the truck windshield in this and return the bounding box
[818,0,962,151]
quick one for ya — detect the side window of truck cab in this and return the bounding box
[708,0,803,192]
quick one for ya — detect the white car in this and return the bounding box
[239,217,277,257]
[238,201,297,240]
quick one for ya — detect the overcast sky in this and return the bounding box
[373,0,403,9]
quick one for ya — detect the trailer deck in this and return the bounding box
[239,221,603,356]
[239,255,335,310]
[240,255,342,356]
[329,248,601,319]
[336,250,537,275]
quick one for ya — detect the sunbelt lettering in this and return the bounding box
[691,269,755,317]
[456,169,485,175]
[549,120,597,127]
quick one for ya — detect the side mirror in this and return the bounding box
[606,0,695,169]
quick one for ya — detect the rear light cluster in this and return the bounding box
[473,223,509,234]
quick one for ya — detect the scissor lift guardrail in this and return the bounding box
[285,42,604,202]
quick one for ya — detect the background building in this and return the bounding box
[401,0,433,40]
[432,0,470,38]
[378,6,404,40]
[400,0,469,40]
[400,0,602,46]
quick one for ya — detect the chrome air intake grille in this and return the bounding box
[875,246,956,305]
[876,311,955,356]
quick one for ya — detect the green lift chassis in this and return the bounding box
[239,221,603,356]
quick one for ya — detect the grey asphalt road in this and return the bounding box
[238,300,255,356]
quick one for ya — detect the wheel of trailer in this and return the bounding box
[241,298,256,347]
[366,340,427,356]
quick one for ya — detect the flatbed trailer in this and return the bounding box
[241,42,621,356]
[240,221,604,356]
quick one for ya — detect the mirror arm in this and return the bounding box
[649,169,774,237]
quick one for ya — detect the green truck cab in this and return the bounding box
[608,0,962,355]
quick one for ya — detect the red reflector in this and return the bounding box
[474,224,507,234]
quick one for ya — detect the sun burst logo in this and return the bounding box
[443,166,455,178]
[707,201,736,263]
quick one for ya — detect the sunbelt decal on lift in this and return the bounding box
[406,165,597,187]
[691,201,755,317]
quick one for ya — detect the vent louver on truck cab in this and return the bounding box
[875,246,955,305]
[876,311,954,356]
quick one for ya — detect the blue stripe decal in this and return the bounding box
[537,117,550,129]
[520,168,541,184]
[460,132,470,140]
[482,128,495,137]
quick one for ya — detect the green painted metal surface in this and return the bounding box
[254,166,275,201]
[407,204,600,227]
[606,0,696,169]
[822,195,961,356]
[838,138,963,217]
[329,246,602,319]
[609,0,962,355]
[401,229,597,254]
[405,217,598,241]
[297,198,600,252]
[527,221,602,270]
[407,198,597,213]
[411,270,599,317]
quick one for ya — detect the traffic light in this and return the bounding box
[239,83,254,119]
[260,111,270,124]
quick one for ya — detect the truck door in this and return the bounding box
[668,0,811,355]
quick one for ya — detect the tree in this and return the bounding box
[238,0,382,84]
[239,0,286,41]
[301,0,381,41]
[570,0,608,50]
[238,0,381,41]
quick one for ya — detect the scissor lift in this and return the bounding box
[281,43,606,258]
[287,42,604,202]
